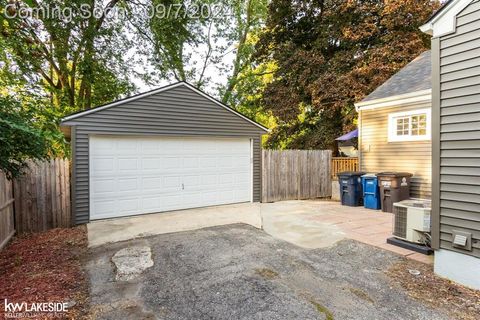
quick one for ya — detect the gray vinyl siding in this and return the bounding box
[63,84,266,224]
[359,103,432,199]
[433,0,480,257]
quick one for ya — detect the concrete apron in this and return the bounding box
[87,202,263,247]
[261,200,346,249]
[87,200,346,248]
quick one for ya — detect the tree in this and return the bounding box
[127,0,268,97]
[219,0,268,103]
[0,0,135,114]
[0,96,63,179]
[255,0,440,151]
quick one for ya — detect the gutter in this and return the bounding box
[355,89,432,112]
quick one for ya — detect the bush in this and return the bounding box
[0,96,65,179]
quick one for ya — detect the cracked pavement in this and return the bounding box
[85,224,449,320]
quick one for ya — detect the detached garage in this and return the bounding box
[61,82,268,224]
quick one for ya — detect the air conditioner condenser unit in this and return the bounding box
[392,200,431,244]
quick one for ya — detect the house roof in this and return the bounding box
[361,51,432,103]
[61,81,269,132]
[420,0,475,36]
[424,0,454,24]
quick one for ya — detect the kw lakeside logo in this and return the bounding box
[2,299,70,319]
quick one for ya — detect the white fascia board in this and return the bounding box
[420,0,473,37]
[355,89,432,111]
[61,82,269,133]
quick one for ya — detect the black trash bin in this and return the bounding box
[338,172,366,207]
[376,172,413,213]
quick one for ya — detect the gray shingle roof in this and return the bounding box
[362,51,432,102]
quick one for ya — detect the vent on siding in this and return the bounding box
[393,206,407,239]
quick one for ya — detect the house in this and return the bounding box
[61,82,268,224]
[355,51,432,199]
[421,0,480,290]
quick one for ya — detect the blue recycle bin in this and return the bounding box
[338,172,366,207]
[361,174,381,210]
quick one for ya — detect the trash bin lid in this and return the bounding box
[376,172,413,178]
[361,173,377,178]
[338,171,366,177]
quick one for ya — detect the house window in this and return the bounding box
[388,108,431,142]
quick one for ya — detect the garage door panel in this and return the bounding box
[142,196,161,211]
[163,176,182,190]
[142,177,162,191]
[117,140,138,154]
[141,140,161,154]
[183,175,200,187]
[199,157,217,168]
[142,158,162,170]
[235,189,251,200]
[183,157,199,169]
[92,199,116,217]
[162,194,183,209]
[90,136,252,220]
[118,178,138,192]
[92,178,116,194]
[218,190,235,202]
[91,139,115,155]
[118,198,140,213]
[163,157,182,169]
[91,157,115,175]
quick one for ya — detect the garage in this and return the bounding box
[61,82,268,223]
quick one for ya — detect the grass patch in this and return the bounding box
[255,268,279,280]
[310,300,334,320]
[349,287,374,304]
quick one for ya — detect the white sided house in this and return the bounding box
[355,51,432,199]
[422,0,480,290]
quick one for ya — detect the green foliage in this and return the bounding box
[256,0,440,151]
[128,0,268,94]
[0,96,65,179]
[0,0,135,161]
[0,0,135,113]
[223,57,277,129]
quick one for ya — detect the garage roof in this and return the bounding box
[61,81,269,132]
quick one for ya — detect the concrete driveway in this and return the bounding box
[88,200,432,263]
[86,224,448,320]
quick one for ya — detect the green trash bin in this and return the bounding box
[376,172,413,213]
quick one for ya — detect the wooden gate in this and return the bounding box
[262,150,332,202]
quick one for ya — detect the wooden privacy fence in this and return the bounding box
[0,172,15,250]
[262,150,332,203]
[0,158,74,240]
[331,157,359,180]
[13,159,71,234]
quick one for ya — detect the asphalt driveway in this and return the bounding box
[86,224,448,320]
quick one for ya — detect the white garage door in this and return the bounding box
[89,136,252,220]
